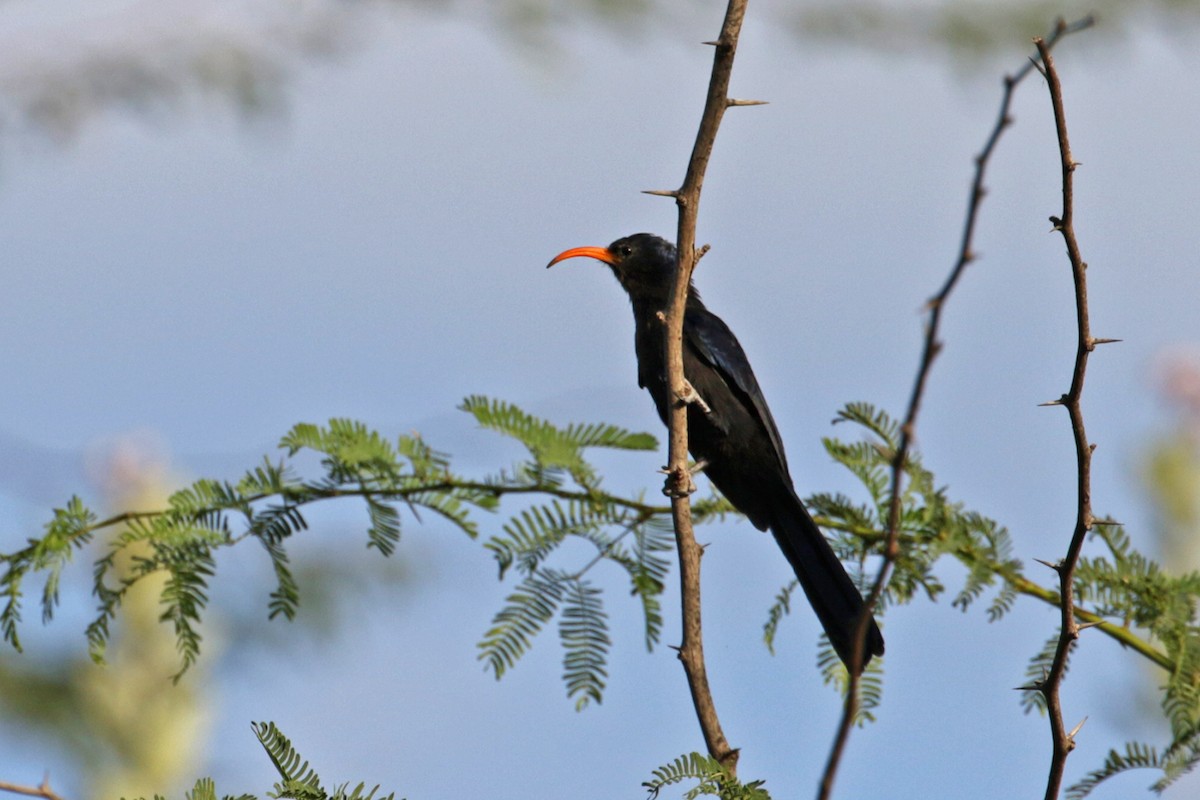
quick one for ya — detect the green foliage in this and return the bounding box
[1058,523,1200,795]
[117,723,398,800]
[560,575,611,710]
[817,633,884,726]
[461,394,656,490]
[1018,631,1061,715]
[7,397,1200,796]
[767,402,1020,713]
[643,753,770,800]
[1065,741,1161,800]
[811,402,1022,616]
[1,397,673,709]
[766,401,1200,794]
[254,720,325,799]
[761,580,796,656]
[1,495,97,650]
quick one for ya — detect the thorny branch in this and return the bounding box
[649,0,751,776]
[816,16,1095,800]
[1031,34,1101,800]
[0,777,66,800]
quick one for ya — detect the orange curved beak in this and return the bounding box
[545,245,615,269]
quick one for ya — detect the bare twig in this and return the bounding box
[0,776,67,800]
[653,0,750,775]
[816,16,1095,800]
[1032,34,1099,800]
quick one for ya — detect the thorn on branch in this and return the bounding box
[1090,337,1122,346]
[1067,716,1088,742]
[1077,620,1103,632]
[727,98,768,107]
[643,188,680,198]
[1038,396,1067,407]
[1034,558,1062,572]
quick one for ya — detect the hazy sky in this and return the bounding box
[2,3,1200,799]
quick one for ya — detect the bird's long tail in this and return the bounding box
[767,488,884,671]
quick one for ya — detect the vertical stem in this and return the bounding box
[815,16,1094,800]
[1033,36,1097,800]
[660,0,749,775]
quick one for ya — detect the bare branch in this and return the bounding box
[816,15,1095,800]
[661,0,750,776]
[1032,33,1100,800]
[0,776,67,800]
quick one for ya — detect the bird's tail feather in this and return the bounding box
[767,489,884,671]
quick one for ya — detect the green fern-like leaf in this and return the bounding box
[329,783,395,800]
[0,495,99,649]
[834,402,900,448]
[1153,723,1200,792]
[762,580,797,656]
[397,432,451,480]
[253,721,324,798]
[817,634,883,725]
[1065,740,1161,799]
[478,570,568,679]
[643,752,771,800]
[1019,631,1062,715]
[560,576,610,710]
[363,495,401,556]
[561,419,658,451]
[184,778,218,800]
[631,516,672,650]
[487,500,614,579]
[156,542,216,681]
[644,753,726,798]
[461,395,604,488]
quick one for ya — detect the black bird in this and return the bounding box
[547,233,884,671]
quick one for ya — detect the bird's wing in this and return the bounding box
[684,308,790,474]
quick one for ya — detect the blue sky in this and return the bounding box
[2,3,1200,799]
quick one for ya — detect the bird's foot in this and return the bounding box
[676,379,712,415]
[662,463,697,498]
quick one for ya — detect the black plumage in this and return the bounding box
[548,232,884,671]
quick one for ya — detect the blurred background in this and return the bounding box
[2,1,1200,798]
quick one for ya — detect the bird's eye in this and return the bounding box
[616,244,633,258]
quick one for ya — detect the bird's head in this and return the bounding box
[546,233,683,303]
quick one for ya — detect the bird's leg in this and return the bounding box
[662,464,697,498]
[677,379,713,415]
[658,458,709,497]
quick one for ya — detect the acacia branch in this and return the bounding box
[0,777,66,800]
[816,16,1094,800]
[1032,35,1099,800]
[655,0,749,775]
